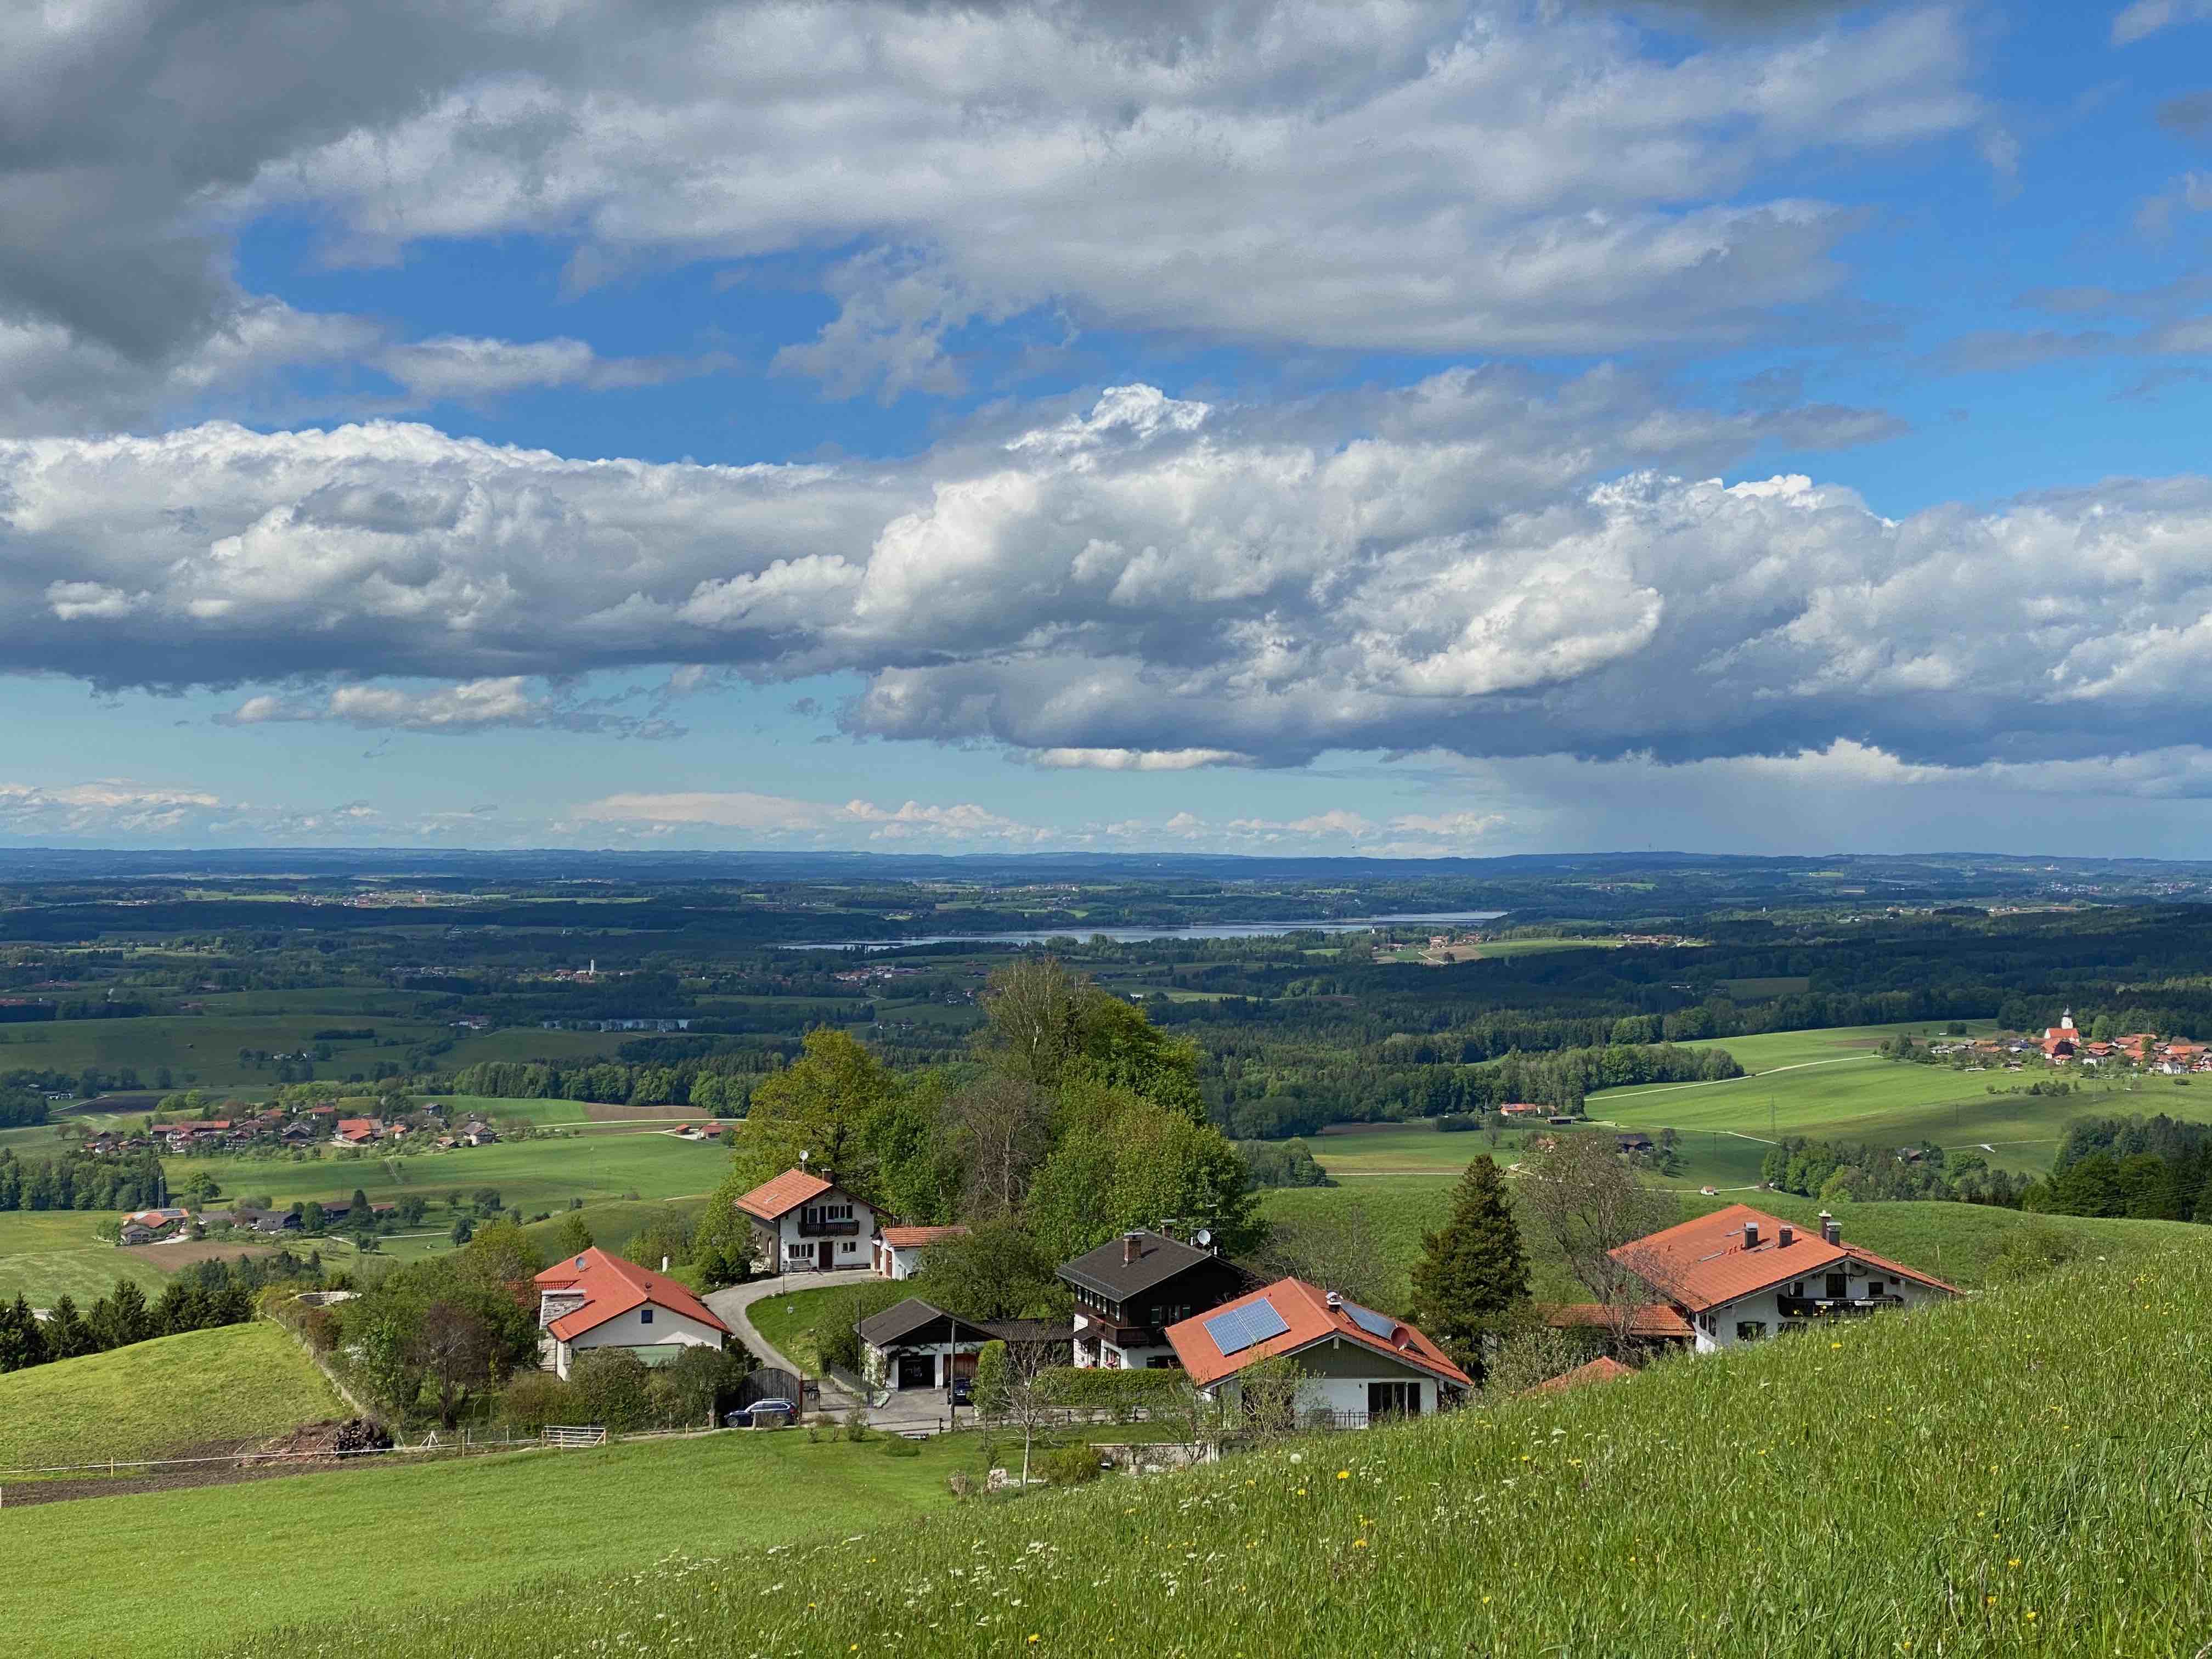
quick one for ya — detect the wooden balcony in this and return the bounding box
[1778,1294,1904,1319]
[797,1216,861,1238]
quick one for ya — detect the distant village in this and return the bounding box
[1927,1011,2212,1073]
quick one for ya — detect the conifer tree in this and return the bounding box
[44,1294,93,1359]
[1409,1155,1529,1378]
[0,1294,48,1372]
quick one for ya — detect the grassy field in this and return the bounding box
[0,1013,438,1087]
[1307,1119,1771,1193]
[0,1126,730,1303]
[4,1425,1005,1657]
[746,1283,853,1373]
[514,1197,707,1263]
[1585,1020,2165,1175]
[1258,1180,2202,1308]
[435,1093,698,1128]
[157,1130,725,1214]
[205,1235,2212,1658]
[0,1209,174,1305]
[0,1320,346,1472]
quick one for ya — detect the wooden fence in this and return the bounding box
[541,1424,610,1448]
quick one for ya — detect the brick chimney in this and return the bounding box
[1778,1224,1794,1249]
[1122,1230,1143,1265]
[1741,1220,1760,1250]
[1819,1210,1840,1245]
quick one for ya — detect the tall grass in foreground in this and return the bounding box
[222,1239,2212,1658]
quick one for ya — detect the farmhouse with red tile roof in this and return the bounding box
[734,1165,884,1273]
[1613,1204,1955,1352]
[532,1246,731,1380]
[1165,1277,1471,1426]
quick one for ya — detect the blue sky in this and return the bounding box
[7,0,2212,856]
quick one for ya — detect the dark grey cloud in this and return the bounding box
[2157,89,2212,137]
[0,0,1984,422]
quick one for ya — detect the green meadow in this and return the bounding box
[200,1234,2212,1659]
[0,1321,346,1473]
[1586,1020,2174,1174]
[0,1209,173,1305]
[156,1130,724,1215]
[3,1422,996,1658]
[1257,1181,2194,1309]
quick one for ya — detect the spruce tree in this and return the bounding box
[0,1295,47,1372]
[45,1294,93,1359]
[1409,1155,1530,1378]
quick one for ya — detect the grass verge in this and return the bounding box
[214,1235,2212,1658]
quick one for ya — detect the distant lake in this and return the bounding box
[781,911,1506,951]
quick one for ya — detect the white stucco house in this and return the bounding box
[1164,1277,1472,1425]
[533,1246,732,1379]
[735,1166,884,1273]
[872,1223,969,1280]
[1613,1204,1957,1353]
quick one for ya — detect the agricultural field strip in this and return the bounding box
[1595,1054,1877,1102]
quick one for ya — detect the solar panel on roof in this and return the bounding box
[1242,1297,1290,1343]
[1342,1302,1397,1341]
[1203,1306,1257,1356]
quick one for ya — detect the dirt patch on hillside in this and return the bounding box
[138,1242,290,1276]
[0,1421,402,1508]
[576,1101,691,1124]
[1315,1121,1412,1136]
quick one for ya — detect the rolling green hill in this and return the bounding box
[213,1236,2212,1658]
[4,1423,991,1657]
[0,1319,346,1472]
[1257,1183,2199,1307]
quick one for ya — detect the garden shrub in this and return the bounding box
[500,1372,574,1431]
[1042,1442,1104,1486]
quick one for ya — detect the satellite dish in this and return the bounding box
[1195,1228,1214,1248]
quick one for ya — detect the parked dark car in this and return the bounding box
[728,1398,797,1426]
[950,1376,972,1406]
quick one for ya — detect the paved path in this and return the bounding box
[706,1268,878,1374]
[704,1270,973,1433]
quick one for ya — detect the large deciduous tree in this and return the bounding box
[1515,1134,1677,1348]
[1023,1080,1259,1262]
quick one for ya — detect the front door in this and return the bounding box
[818,1240,834,1270]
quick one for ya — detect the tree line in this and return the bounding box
[1759,1138,2032,1207]
[2022,1114,2212,1223]
[0,1148,165,1212]
[446,1051,777,1111]
[0,1251,325,1374]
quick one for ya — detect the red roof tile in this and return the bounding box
[1527,1355,1637,1395]
[533,1247,731,1341]
[1165,1277,1472,1391]
[734,1168,834,1221]
[881,1224,969,1248]
[1542,1303,1694,1340]
[1612,1204,1957,1313]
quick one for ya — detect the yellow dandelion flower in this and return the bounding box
[1353,1539,1368,1549]
[1337,1470,1350,1480]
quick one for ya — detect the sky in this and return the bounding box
[7,0,2212,859]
